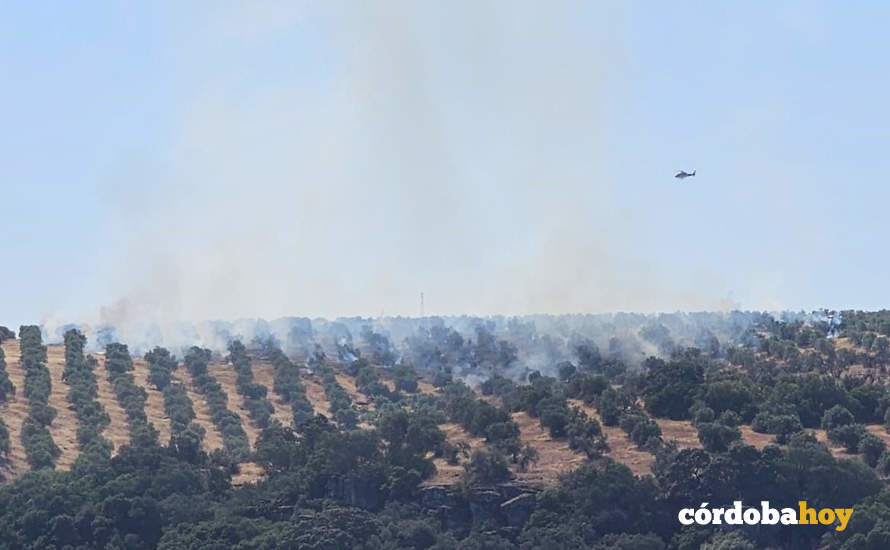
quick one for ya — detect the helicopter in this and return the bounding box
[675,170,696,179]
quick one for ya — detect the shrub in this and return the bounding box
[859,433,886,467]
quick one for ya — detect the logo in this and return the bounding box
[678,501,852,531]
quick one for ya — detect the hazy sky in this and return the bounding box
[3,1,890,327]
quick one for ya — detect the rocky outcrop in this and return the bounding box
[501,493,536,527]
[325,475,384,511]
[419,483,538,531]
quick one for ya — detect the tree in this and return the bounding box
[463,449,512,484]
[823,405,856,431]
[696,422,741,453]
[829,423,868,453]
[641,357,703,420]
[860,434,886,467]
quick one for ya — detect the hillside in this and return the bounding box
[4,311,890,549]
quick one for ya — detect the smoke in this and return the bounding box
[53,0,743,337]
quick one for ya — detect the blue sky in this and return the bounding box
[2,2,889,327]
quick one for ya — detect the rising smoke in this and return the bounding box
[60,1,742,340]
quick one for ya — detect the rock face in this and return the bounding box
[500,493,536,527]
[419,483,538,532]
[325,475,384,511]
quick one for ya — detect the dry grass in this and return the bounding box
[335,373,372,408]
[812,429,857,460]
[300,368,332,418]
[656,418,702,450]
[250,361,293,428]
[417,379,439,395]
[131,357,171,445]
[172,367,225,453]
[512,411,586,486]
[44,345,81,471]
[567,399,654,476]
[0,340,31,478]
[866,424,890,446]
[93,353,132,453]
[739,425,776,449]
[334,373,375,429]
[424,422,487,486]
[208,362,258,448]
[232,461,266,486]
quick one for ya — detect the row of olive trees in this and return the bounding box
[145,345,210,465]
[184,347,250,462]
[263,346,314,427]
[105,342,159,448]
[226,341,275,429]
[308,347,360,429]
[0,343,13,468]
[19,325,60,469]
[62,329,111,450]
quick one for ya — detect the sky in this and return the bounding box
[2,1,890,328]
